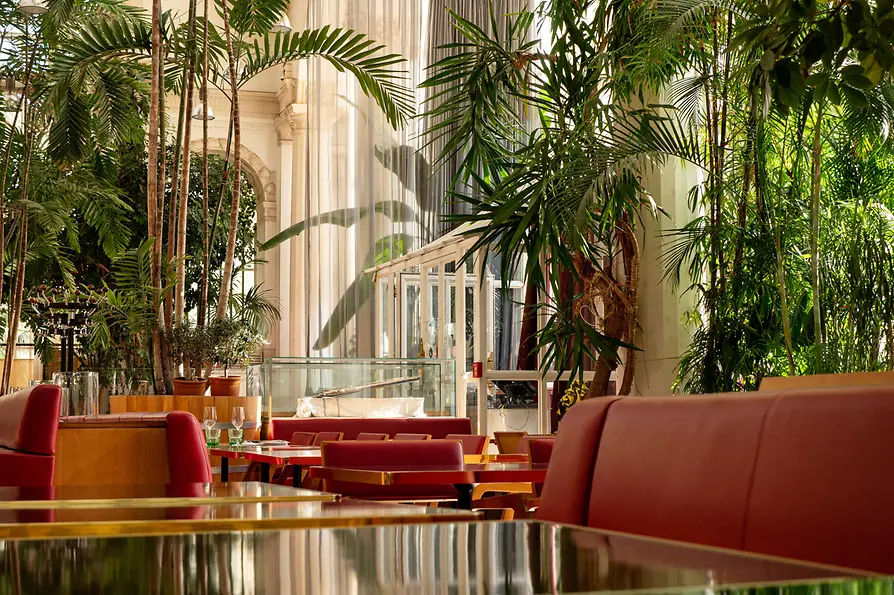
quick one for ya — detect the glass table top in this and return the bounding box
[0,520,871,594]
[0,500,480,539]
[0,482,337,508]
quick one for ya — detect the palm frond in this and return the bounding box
[242,26,414,129]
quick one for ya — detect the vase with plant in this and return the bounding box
[167,322,211,395]
[208,318,262,396]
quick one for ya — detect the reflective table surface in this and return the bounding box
[0,500,480,539]
[0,520,871,594]
[0,482,337,508]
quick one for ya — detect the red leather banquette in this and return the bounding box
[0,385,62,487]
[537,387,894,573]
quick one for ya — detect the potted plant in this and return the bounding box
[208,318,261,396]
[168,322,211,395]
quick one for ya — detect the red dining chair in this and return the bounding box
[355,432,388,441]
[290,432,316,446]
[529,438,556,498]
[313,431,344,446]
[271,431,317,484]
[445,434,488,455]
[320,440,462,502]
[515,434,554,455]
[277,432,344,487]
[166,412,212,483]
[393,433,431,441]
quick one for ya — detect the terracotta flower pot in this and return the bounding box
[209,376,241,397]
[173,378,208,396]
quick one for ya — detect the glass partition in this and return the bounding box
[260,357,456,419]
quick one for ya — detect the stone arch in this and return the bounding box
[187,139,277,223]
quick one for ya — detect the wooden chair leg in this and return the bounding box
[473,493,529,520]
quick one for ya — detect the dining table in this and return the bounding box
[0,482,336,509]
[210,444,530,488]
[308,462,548,509]
[0,519,873,594]
[211,445,323,485]
[0,498,480,539]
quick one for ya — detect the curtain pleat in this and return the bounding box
[300,0,527,357]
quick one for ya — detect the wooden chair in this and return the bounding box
[312,431,344,446]
[493,431,527,454]
[355,432,388,441]
[290,432,316,446]
[393,433,431,441]
[445,434,488,455]
[288,432,343,488]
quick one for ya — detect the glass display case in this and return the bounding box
[260,357,457,419]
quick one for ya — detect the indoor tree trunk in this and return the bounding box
[0,20,35,355]
[165,71,189,333]
[198,0,210,327]
[809,100,824,373]
[617,219,639,396]
[147,0,166,393]
[216,0,241,321]
[174,0,198,323]
[586,302,627,399]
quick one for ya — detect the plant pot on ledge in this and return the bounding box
[173,378,208,396]
[209,376,241,397]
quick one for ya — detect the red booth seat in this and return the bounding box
[321,440,462,501]
[536,387,894,573]
[165,412,212,483]
[0,385,62,487]
[270,417,472,441]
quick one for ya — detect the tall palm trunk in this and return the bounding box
[165,82,188,332]
[2,208,27,395]
[810,100,824,373]
[1,117,32,395]
[175,0,199,323]
[0,23,35,359]
[2,94,33,393]
[198,0,210,327]
[147,0,165,392]
[216,0,241,321]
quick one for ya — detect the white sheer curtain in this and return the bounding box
[299,0,428,357]
[298,0,526,357]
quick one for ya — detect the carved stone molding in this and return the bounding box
[187,139,277,222]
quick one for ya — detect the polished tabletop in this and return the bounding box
[211,445,529,465]
[0,499,480,539]
[0,482,336,509]
[0,520,869,594]
[308,462,549,485]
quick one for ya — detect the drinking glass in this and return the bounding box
[203,406,217,431]
[231,407,245,431]
[228,428,243,446]
[205,428,221,447]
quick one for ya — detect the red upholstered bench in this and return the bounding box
[536,387,894,573]
[0,385,62,487]
[270,417,472,441]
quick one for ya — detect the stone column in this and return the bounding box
[274,111,293,357]
[278,76,309,356]
[631,158,700,395]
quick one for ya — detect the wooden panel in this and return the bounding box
[109,395,260,419]
[108,395,261,440]
[55,427,170,486]
[759,370,894,392]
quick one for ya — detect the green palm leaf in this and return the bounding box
[242,27,414,129]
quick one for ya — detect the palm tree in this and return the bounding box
[419,0,700,398]
[625,0,894,391]
[42,0,414,391]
